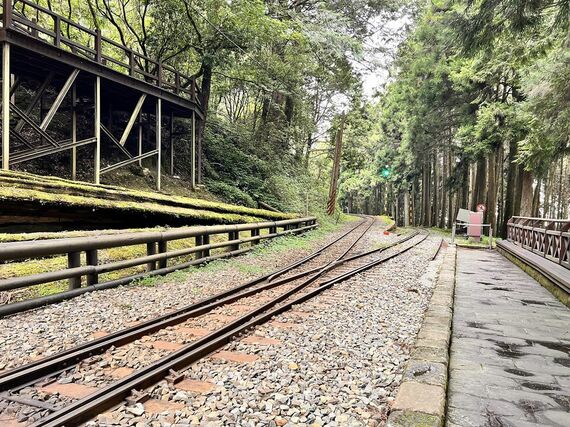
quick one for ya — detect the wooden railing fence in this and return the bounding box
[506,216,570,270]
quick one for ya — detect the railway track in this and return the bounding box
[0,218,429,426]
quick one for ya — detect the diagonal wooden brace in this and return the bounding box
[40,69,79,131]
[14,71,54,133]
[100,124,133,159]
[119,94,146,146]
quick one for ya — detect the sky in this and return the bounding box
[359,14,412,99]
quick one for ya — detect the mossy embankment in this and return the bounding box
[0,170,297,232]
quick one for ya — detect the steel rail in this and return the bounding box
[0,218,370,390]
[432,238,444,261]
[33,231,428,427]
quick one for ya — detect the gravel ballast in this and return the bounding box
[0,221,360,372]
[90,231,443,426]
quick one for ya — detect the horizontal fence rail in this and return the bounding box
[506,216,570,270]
[0,217,317,317]
[0,0,201,105]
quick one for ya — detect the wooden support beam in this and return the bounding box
[14,71,54,133]
[9,129,33,149]
[94,76,100,185]
[169,111,174,175]
[138,113,143,167]
[71,83,77,180]
[40,68,79,131]
[156,98,161,191]
[191,110,196,189]
[2,42,10,170]
[119,94,146,146]
[100,124,132,159]
[10,102,59,147]
[10,137,96,165]
[100,150,158,174]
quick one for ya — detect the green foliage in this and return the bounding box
[206,181,257,208]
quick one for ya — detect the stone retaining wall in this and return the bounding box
[387,246,457,427]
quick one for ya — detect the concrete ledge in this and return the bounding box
[387,245,456,427]
[496,242,570,307]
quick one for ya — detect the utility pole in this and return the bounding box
[327,114,345,215]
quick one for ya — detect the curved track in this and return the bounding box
[0,218,429,426]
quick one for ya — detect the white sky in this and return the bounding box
[358,14,412,99]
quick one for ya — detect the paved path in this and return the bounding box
[447,248,570,427]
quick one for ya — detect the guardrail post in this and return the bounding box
[195,235,204,260]
[228,231,239,252]
[146,242,156,271]
[158,241,167,268]
[203,234,210,256]
[86,249,98,285]
[67,252,81,289]
[269,225,277,235]
[251,228,260,245]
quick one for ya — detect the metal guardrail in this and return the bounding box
[0,217,317,316]
[1,0,201,105]
[507,216,570,270]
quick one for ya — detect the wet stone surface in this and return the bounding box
[447,248,570,427]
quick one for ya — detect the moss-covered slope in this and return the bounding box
[0,171,297,232]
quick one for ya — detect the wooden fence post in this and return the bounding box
[67,252,81,289]
[86,249,98,285]
[146,242,156,271]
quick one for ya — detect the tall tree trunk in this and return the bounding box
[404,190,410,226]
[502,140,518,235]
[422,162,432,226]
[497,143,505,232]
[472,157,487,211]
[460,160,469,211]
[532,179,541,217]
[432,152,438,226]
[558,157,564,218]
[447,152,453,228]
[520,170,534,216]
[486,149,497,235]
[196,61,212,184]
[439,149,447,228]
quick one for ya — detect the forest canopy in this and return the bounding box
[338,0,570,234]
[16,1,569,231]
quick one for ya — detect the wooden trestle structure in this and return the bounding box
[0,0,203,190]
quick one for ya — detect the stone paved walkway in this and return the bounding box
[447,248,570,427]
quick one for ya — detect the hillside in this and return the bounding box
[0,171,297,233]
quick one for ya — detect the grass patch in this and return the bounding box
[233,263,267,275]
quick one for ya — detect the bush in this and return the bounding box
[205,180,257,208]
